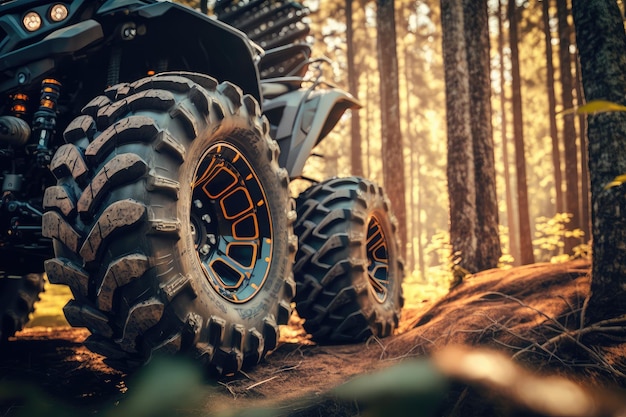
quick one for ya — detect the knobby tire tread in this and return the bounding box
[43,72,295,375]
[293,177,404,344]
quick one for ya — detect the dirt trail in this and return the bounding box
[2,259,626,417]
[0,325,401,416]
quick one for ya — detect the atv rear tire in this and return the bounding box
[0,273,45,342]
[42,72,296,375]
[293,177,404,343]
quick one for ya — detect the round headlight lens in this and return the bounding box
[23,12,42,32]
[49,4,69,22]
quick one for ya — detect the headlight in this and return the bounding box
[23,11,42,32]
[49,4,69,22]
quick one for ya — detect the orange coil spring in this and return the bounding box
[10,93,28,118]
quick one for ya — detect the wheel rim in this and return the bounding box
[367,214,390,303]
[191,142,273,303]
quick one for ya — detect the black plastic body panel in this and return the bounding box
[0,0,261,103]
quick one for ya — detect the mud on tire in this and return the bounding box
[293,177,404,343]
[42,72,296,375]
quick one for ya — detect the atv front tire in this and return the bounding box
[43,72,296,374]
[293,177,404,343]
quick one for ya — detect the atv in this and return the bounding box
[0,0,403,375]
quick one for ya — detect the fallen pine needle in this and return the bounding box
[246,375,278,390]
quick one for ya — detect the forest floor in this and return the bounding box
[2,259,626,417]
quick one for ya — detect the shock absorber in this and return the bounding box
[32,78,61,167]
[10,93,28,118]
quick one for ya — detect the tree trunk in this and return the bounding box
[463,0,502,271]
[417,152,426,279]
[542,0,565,215]
[376,0,407,259]
[557,0,581,253]
[440,0,478,272]
[403,32,425,277]
[508,0,534,265]
[572,0,626,322]
[575,50,591,243]
[405,47,416,272]
[498,0,520,265]
[346,0,364,178]
[365,69,372,179]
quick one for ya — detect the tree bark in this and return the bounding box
[572,0,626,322]
[463,0,502,271]
[575,50,591,244]
[557,0,581,253]
[417,152,426,279]
[441,0,478,272]
[376,0,407,259]
[405,46,416,272]
[346,0,364,178]
[498,0,520,265]
[365,69,372,178]
[542,0,565,215]
[508,0,534,265]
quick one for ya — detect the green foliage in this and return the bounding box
[422,231,455,288]
[332,359,448,417]
[219,359,449,417]
[604,174,626,190]
[421,231,490,289]
[0,357,204,417]
[0,356,450,417]
[109,357,204,417]
[560,99,626,116]
[0,382,78,417]
[561,99,626,190]
[532,213,589,263]
[496,224,515,268]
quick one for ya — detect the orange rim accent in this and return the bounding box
[191,142,273,303]
[366,214,390,303]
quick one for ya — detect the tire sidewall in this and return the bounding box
[361,199,403,328]
[175,124,291,349]
[294,177,404,341]
[44,74,294,372]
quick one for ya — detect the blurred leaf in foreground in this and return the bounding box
[560,99,626,116]
[604,174,626,189]
[105,356,204,417]
[332,359,448,417]
[0,382,78,417]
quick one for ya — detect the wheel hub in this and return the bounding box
[366,214,390,303]
[192,142,273,303]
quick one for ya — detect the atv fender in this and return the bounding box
[132,1,262,102]
[264,88,361,178]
